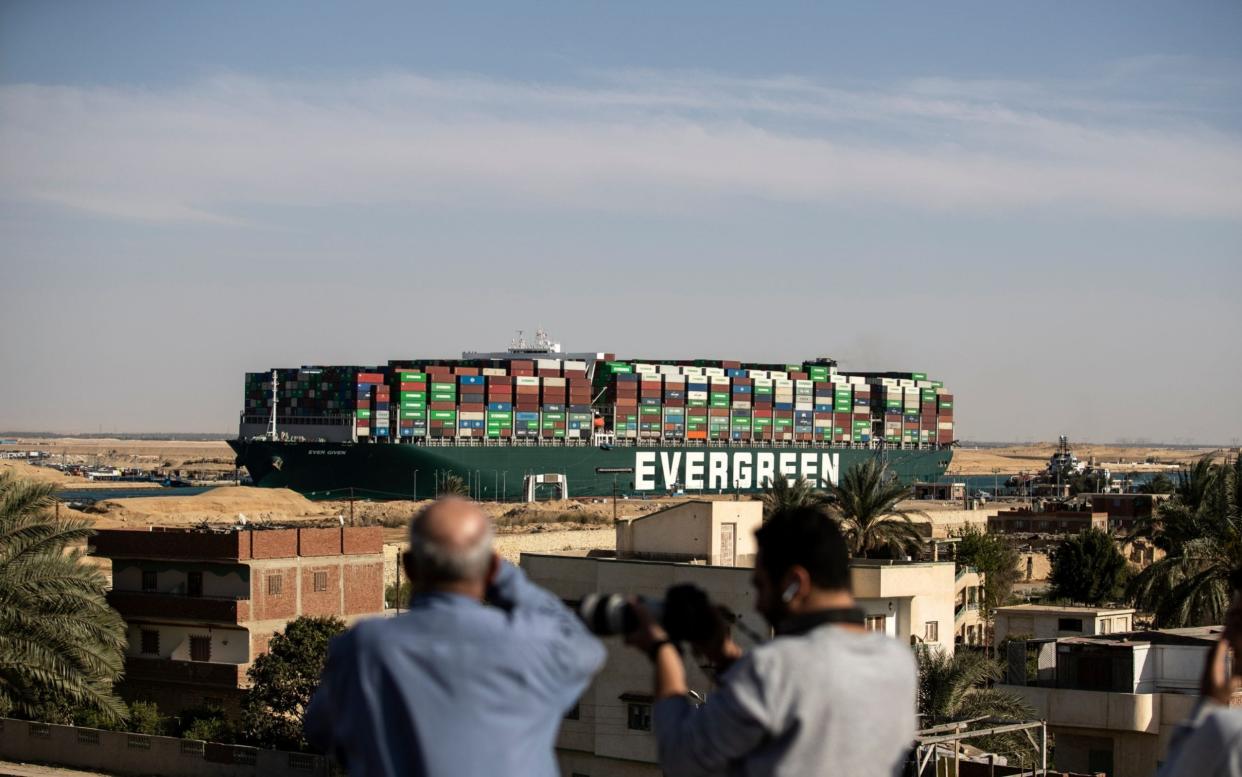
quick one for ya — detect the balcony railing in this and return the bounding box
[123,656,245,688]
[106,591,250,623]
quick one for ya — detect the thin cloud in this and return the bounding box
[1,70,1240,223]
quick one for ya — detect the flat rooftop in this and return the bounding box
[994,603,1136,616]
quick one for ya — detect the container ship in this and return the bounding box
[229,332,955,501]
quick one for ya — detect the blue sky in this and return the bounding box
[1,1,1240,442]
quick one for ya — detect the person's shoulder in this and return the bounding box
[1201,705,1242,742]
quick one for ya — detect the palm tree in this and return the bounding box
[1127,456,1240,627]
[437,472,470,497]
[828,458,924,558]
[0,471,127,724]
[917,646,1037,764]
[759,475,832,518]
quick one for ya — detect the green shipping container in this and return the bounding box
[429,410,456,421]
[912,372,927,381]
[399,372,427,382]
[431,382,456,392]
[356,409,372,419]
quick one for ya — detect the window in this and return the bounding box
[187,571,203,597]
[865,615,887,633]
[924,621,939,642]
[313,571,328,592]
[1058,618,1084,632]
[627,703,652,732]
[189,635,211,662]
[268,574,283,596]
[141,629,160,655]
[1099,618,1111,635]
[141,570,157,592]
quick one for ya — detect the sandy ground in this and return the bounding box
[5,437,1230,480]
[948,444,1227,475]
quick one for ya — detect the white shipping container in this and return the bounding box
[754,378,773,388]
[710,376,730,386]
[938,422,954,430]
[731,400,752,409]
[563,361,587,371]
[460,412,485,420]
[747,370,768,379]
[536,358,560,369]
[542,377,566,387]
[634,363,656,373]
[704,367,725,377]
[516,376,540,386]
[482,367,507,376]
[657,364,679,375]
[770,371,789,381]
[774,379,793,389]
[687,390,708,400]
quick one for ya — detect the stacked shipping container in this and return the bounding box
[244,357,952,446]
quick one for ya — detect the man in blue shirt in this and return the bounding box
[304,497,606,776]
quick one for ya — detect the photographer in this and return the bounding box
[624,506,916,777]
[304,497,605,777]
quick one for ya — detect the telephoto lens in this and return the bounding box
[577,593,664,636]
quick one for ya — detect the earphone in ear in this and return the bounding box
[781,581,799,603]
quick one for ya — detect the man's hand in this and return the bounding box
[690,605,744,673]
[624,598,669,655]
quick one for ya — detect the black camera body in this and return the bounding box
[578,583,720,643]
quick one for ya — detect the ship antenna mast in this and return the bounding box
[267,369,279,439]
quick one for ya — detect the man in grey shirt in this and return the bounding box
[627,506,917,777]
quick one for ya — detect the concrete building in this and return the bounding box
[987,509,1108,535]
[615,500,761,566]
[1000,627,1231,777]
[992,604,1136,647]
[521,502,964,777]
[89,526,385,717]
[912,481,967,501]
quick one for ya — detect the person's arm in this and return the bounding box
[627,602,769,776]
[489,559,606,701]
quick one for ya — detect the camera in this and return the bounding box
[577,584,721,643]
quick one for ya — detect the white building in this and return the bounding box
[1000,627,1231,777]
[992,603,1136,647]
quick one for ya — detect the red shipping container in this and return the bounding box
[430,401,456,411]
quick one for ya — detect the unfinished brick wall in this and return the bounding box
[297,528,342,557]
[342,527,383,555]
[249,530,298,559]
[343,562,384,615]
[299,564,342,616]
[251,565,297,621]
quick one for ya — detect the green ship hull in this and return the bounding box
[229,440,952,501]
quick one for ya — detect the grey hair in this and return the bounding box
[407,502,495,583]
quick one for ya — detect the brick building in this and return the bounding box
[987,509,1108,536]
[1086,493,1169,532]
[89,526,385,717]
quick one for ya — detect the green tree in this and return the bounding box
[955,526,1022,618]
[916,647,1038,764]
[178,704,235,743]
[1049,528,1128,605]
[384,580,412,609]
[1128,456,1241,627]
[1139,473,1175,495]
[0,471,127,725]
[827,459,924,558]
[437,473,470,497]
[74,700,166,734]
[241,615,345,751]
[759,475,832,519]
